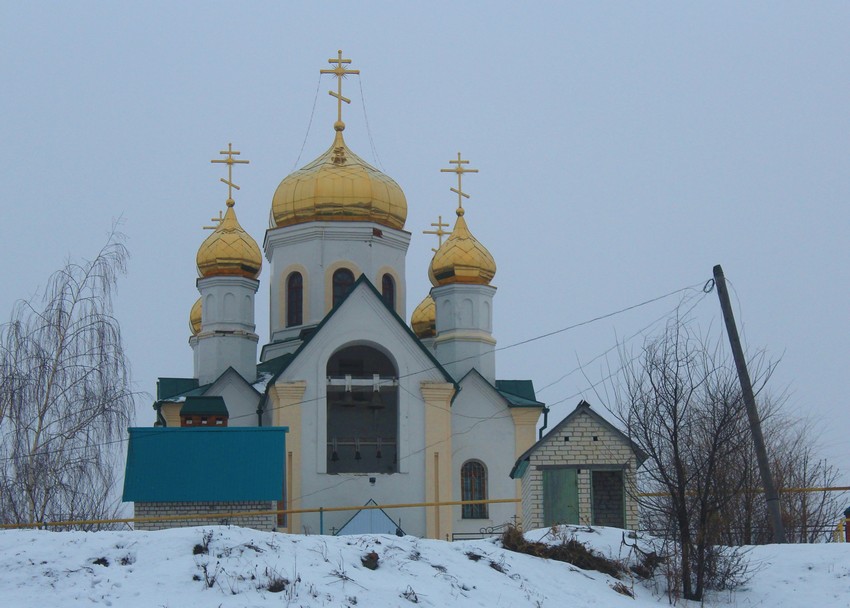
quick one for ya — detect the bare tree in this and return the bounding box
[719,413,844,545]
[0,231,135,528]
[614,319,761,601]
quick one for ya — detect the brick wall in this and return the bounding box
[134,501,276,531]
[520,411,639,530]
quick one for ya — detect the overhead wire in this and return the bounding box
[0,279,709,463]
[357,78,384,171]
[291,74,323,171]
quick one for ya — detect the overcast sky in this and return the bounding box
[2,3,848,484]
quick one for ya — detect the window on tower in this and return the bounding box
[326,345,398,474]
[286,272,303,327]
[381,273,395,310]
[332,268,355,308]
[461,460,488,519]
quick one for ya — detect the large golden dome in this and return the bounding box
[410,294,436,338]
[189,298,202,335]
[196,201,262,279]
[429,209,496,286]
[271,128,407,230]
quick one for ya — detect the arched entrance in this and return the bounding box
[326,345,398,474]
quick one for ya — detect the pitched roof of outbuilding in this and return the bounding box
[510,400,648,478]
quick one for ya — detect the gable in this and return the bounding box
[510,401,648,478]
[277,277,454,386]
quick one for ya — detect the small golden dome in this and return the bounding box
[189,298,202,336]
[271,130,407,230]
[429,209,496,286]
[411,294,436,339]
[196,202,262,279]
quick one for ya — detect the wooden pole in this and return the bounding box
[713,264,786,543]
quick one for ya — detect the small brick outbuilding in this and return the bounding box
[510,401,647,531]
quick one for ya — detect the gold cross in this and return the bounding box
[210,143,249,206]
[440,152,478,211]
[320,50,360,128]
[203,210,224,231]
[423,215,450,252]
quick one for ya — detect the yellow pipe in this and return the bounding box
[0,498,521,530]
[638,486,850,498]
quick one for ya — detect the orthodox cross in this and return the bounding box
[320,50,360,128]
[203,210,224,231]
[423,215,450,252]
[440,152,478,211]
[210,143,249,207]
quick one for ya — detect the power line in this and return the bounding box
[0,279,706,463]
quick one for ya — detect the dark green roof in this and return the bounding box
[157,377,199,401]
[257,352,296,377]
[180,396,228,416]
[123,427,288,502]
[495,380,543,406]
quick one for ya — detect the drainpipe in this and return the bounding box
[538,407,550,440]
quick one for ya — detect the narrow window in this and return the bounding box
[381,273,395,310]
[332,268,355,308]
[461,460,488,519]
[286,272,303,327]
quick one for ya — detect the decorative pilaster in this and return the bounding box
[271,381,307,533]
[421,381,455,540]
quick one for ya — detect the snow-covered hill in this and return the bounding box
[0,525,847,607]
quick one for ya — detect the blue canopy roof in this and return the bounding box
[123,427,287,502]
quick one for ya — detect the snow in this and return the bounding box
[0,525,847,607]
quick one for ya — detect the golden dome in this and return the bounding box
[411,294,436,339]
[196,201,262,279]
[189,298,202,335]
[429,209,496,286]
[271,129,407,230]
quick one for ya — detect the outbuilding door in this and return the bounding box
[543,468,579,526]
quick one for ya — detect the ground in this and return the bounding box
[0,525,847,607]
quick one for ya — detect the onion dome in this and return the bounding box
[189,298,202,335]
[429,208,496,286]
[270,127,407,230]
[410,294,436,339]
[196,200,262,279]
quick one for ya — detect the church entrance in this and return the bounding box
[326,345,398,474]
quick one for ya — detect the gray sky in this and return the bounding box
[2,3,848,484]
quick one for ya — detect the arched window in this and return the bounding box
[286,272,303,327]
[326,345,398,474]
[461,460,488,519]
[381,273,395,310]
[332,268,355,308]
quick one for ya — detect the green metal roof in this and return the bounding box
[157,377,199,400]
[495,380,543,406]
[180,396,228,416]
[122,427,288,502]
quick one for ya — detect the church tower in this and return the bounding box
[263,51,410,360]
[190,145,262,385]
[428,154,497,383]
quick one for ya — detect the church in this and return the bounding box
[123,52,641,539]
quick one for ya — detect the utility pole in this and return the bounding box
[713,264,786,543]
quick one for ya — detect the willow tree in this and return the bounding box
[0,232,135,528]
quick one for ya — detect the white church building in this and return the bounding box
[124,52,639,539]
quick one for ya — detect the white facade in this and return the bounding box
[192,275,259,385]
[263,221,409,350]
[432,283,497,383]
